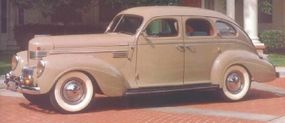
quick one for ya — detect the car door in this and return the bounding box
[183,16,220,84]
[136,16,184,87]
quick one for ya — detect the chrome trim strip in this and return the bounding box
[113,51,129,58]
[30,51,47,59]
[6,84,41,95]
[49,50,129,55]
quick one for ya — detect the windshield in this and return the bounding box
[107,15,143,35]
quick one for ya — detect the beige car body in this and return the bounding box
[8,6,276,97]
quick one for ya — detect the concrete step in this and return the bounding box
[276,67,285,78]
[0,75,5,89]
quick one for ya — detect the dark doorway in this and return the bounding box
[1,0,8,33]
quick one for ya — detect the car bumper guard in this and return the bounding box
[4,72,40,95]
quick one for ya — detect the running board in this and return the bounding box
[125,83,219,96]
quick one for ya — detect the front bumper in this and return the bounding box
[4,72,40,95]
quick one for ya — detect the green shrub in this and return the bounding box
[259,30,285,52]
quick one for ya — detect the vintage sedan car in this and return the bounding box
[5,6,278,113]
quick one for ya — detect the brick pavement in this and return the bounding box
[0,78,284,123]
[0,94,260,123]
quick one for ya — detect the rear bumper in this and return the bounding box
[4,72,40,95]
[276,72,280,78]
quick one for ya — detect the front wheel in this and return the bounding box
[220,65,251,101]
[49,72,94,113]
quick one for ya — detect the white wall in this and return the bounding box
[222,0,285,32]
[214,0,226,14]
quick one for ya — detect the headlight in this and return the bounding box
[11,55,19,70]
[37,60,46,77]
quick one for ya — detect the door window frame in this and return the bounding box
[145,18,179,37]
[142,16,182,40]
[183,16,216,39]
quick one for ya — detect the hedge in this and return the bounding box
[259,30,285,53]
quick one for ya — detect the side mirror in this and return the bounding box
[138,30,152,43]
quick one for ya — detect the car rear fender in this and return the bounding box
[211,50,276,87]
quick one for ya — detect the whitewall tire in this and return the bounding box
[221,65,251,101]
[50,72,94,113]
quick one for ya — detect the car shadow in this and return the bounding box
[19,102,57,114]
[87,88,283,113]
[18,89,284,114]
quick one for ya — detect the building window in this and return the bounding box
[1,0,7,33]
[182,0,202,7]
[204,0,214,10]
[258,0,272,23]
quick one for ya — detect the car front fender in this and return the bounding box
[36,54,130,96]
[10,51,28,77]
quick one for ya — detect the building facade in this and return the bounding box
[1,0,285,51]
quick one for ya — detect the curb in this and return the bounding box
[0,75,5,89]
[276,67,285,78]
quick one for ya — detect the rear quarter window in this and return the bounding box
[216,21,237,37]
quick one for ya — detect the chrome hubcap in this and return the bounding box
[226,71,244,94]
[61,78,86,105]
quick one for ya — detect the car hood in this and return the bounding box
[29,33,135,51]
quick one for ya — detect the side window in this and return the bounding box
[186,19,213,36]
[216,21,237,37]
[146,19,178,37]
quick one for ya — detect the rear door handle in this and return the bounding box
[176,44,185,52]
[185,45,191,49]
[185,44,195,52]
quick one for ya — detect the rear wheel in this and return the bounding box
[220,65,251,101]
[49,72,94,113]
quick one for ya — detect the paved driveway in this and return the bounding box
[0,78,285,123]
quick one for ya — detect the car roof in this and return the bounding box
[120,6,237,24]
